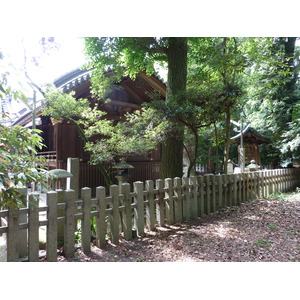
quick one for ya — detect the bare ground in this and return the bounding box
[54,192,300,262]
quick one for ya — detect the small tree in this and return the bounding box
[1,47,50,208]
[0,124,50,208]
[42,87,113,186]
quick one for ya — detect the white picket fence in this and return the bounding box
[0,168,300,262]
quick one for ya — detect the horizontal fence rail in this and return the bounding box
[0,168,300,261]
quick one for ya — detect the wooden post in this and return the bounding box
[269,170,274,195]
[223,175,227,207]
[46,191,58,261]
[96,186,107,249]
[165,178,174,224]
[216,174,223,211]
[64,189,75,259]
[28,192,40,262]
[18,188,28,259]
[156,179,165,226]
[133,181,144,236]
[233,174,237,206]
[198,176,205,217]
[204,175,211,215]
[253,172,258,199]
[122,183,132,240]
[145,180,156,231]
[246,172,251,201]
[241,173,246,203]
[183,177,191,220]
[81,187,91,254]
[173,177,183,222]
[260,171,265,198]
[210,175,216,213]
[7,208,20,262]
[190,176,198,219]
[67,157,79,200]
[227,174,233,207]
[110,185,120,245]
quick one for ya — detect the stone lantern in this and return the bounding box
[245,160,260,172]
[112,158,134,187]
[48,169,73,190]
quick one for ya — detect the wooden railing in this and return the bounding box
[1,168,300,261]
[36,151,58,168]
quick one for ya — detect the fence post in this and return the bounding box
[7,208,20,262]
[64,189,75,259]
[56,189,65,247]
[269,170,274,195]
[216,174,223,211]
[96,186,107,249]
[246,172,251,201]
[284,169,288,192]
[190,176,199,219]
[28,192,40,262]
[259,171,264,198]
[222,174,228,208]
[210,175,216,213]
[232,174,237,206]
[236,174,242,205]
[16,188,28,259]
[204,175,211,214]
[198,176,205,217]
[254,172,259,199]
[110,185,120,245]
[165,178,174,224]
[174,177,183,222]
[183,177,191,220]
[81,187,92,254]
[156,179,165,226]
[133,181,144,236]
[122,183,132,240]
[145,180,155,231]
[67,157,79,200]
[46,191,58,261]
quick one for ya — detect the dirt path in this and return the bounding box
[55,192,300,262]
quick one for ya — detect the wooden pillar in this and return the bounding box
[81,187,92,254]
[156,179,165,226]
[67,157,79,200]
[96,186,107,249]
[174,177,183,222]
[198,176,205,217]
[7,208,20,262]
[190,176,199,219]
[110,185,120,245]
[165,178,174,224]
[145,180,156,231]
[183,177,191,220]
[133,181,144,236]
[46,191,58,261]
[64,190,75,259]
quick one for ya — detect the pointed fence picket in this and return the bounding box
[0,168,300,262]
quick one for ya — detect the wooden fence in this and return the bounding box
[1,168,300,262]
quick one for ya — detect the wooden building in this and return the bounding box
[13,68,166,190]
[231,125,268,165]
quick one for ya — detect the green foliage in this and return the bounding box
[84,37,168,98]
[245,37,300,166]
[0,124,50,208]
[42,87,92,121]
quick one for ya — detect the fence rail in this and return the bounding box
[1,168,300,261]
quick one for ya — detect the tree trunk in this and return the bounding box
[160,37,188,179]
[223,106,231,174]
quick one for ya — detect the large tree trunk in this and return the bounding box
[160,37,187,179]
